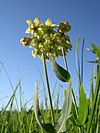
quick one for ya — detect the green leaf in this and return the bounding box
[1,81,20,114]
[76,37,81,85]
[70,102,77,125]
[34,82,56,133]
[81,38,85,84]
[92,44,100,58]
[90,69,95,102]
[34,82,43,128]
[75,85,89,126]
[43,123,56,133]
[56,86,72,133]
[50,57,71,82]
[87,64,100,133]
[88,44,100,59]
[88,44,100,64]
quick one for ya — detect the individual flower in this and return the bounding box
[20,37,32,46]
[58,21,71,33]
[25,18,40,34]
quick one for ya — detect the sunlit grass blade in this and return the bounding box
[87,64,100,133]
[56,83,60,110]
[75,85,89,126]
[52,80,57,99]
[33,81,56,133]
[56,83,72,133]
[0,61,19,110]
[76,37,81,86]
[33,81,42,128]
[37,65,48,109]
[62,47,78,118]
[81,38,85,84]
[90,68,95,103]
[1,81,20,114]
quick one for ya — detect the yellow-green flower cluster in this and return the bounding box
[20,18,72,60]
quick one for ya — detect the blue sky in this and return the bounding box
[0,0,100,108]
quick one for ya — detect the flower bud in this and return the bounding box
[58,21,71,33]
[20,37,31,46]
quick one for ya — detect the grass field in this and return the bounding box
[0,40,100,133]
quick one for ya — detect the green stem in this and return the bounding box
[87,64,100,133]
[72,89,78,116]
[62,48,78,115]
[43,58,55,126]
[62,48,68,71]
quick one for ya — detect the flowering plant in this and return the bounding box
[20,18,72,60]
[20,18,72,132]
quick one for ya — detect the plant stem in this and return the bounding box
[87,64,100,133]
[72,89,78,116]
[43,58,55,126]
[62,48,68,71]
[62,48,78,115]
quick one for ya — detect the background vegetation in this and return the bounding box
[0,38,100,133]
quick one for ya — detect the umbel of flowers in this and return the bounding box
[20,18,72,60]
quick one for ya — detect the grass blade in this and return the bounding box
[75,85,89,126]
[87,64,100,133]
[33,81,42,128]
[1,81,20,114]
[56,83,72,133]
[81,38,85,84]
[76,37,81,86]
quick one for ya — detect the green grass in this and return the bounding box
[0,41,100,133]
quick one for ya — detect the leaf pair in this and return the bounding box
[33,82,72,133]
